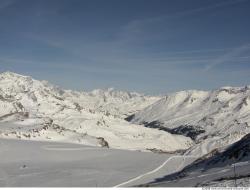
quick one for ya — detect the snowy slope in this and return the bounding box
[183,133,250,172]
[0,138,168,187]
[141,133,250,187]
[0,72,159,118]
[129,87,250,156]
[0,71,192,152]
[64,88,160,119]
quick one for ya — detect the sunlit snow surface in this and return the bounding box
[0,139,168,187]
[0,72,192,152]
[1,72,250,187]
[131,86,250,157]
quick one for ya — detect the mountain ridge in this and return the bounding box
[0,71,192,152]
[129,84,250,156]
[1,71,250,157]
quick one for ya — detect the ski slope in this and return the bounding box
[0,139,169,187]
[144,133,250,187]
[1,71,250,187]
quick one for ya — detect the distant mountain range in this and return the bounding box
[129,85,250,157]
[0,71,191,152]
[0,71,249,157]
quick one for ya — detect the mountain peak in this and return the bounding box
[0,71,23,77]
[0,72,34,83]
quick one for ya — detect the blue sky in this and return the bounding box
[0,0,250,94]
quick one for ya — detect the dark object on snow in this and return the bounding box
[124,114,135,122]
[97,137,109,148]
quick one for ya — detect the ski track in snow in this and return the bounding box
[114,155,198,187]
[1,72,250,187]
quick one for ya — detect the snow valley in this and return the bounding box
[0,72,191,152]
[0,71,250,187]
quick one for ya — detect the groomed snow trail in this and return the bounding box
[0,139,168,187]
[114,155,198,187]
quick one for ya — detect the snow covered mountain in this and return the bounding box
[0,71,192,152]
[64,87,159,119]
[1,71,249,157]
[187,133,250,170]
[1,71,250,187]
[128,87,250,156]
[143,133,250,187]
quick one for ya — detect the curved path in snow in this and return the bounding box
[114,155,198,187]
[2,138,202,187]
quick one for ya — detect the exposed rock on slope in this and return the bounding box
[145,133,250,187]
[129,87,250,156]
[0,71,192,152]
[192,133,250,169]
